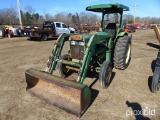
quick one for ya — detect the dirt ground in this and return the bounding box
[0,29,160,120]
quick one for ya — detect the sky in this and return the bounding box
[1,0,160,18]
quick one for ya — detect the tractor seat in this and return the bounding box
[105,23,116,38]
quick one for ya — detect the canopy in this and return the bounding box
[86,4,129,13]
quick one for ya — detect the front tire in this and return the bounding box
[114,35,131,69]
[57,54,71,78]
[99,61,112,89]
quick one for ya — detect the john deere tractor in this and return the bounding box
[25,4,132,117]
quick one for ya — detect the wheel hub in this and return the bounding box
[106,66,112,83]
[125,43,131,64]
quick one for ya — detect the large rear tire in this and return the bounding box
[57,54,71,78]
[151,66,160,93]
[99,61,112,89]
[114,35,131,69]
[151,50,160,93]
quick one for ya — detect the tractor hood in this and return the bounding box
[69,32,109,43]
[81,34,93,42]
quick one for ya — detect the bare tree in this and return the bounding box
[79,12,100,25]
[54,12,68,23]
[0,7,18,25]
[24,5,35,15]
[123,14,134,24]
[45,13,54,21]
[0,6,160,26]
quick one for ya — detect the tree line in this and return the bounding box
[0,5,160,27]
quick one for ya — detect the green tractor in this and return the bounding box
[25,4,132,117]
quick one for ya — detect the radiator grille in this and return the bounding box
[70,41,84,60]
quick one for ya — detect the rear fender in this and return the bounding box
[118,31,128,37]
[115,32,128,42]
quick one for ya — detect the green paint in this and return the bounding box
[49,33,70,74]
[47,3,130,84]
[86,4,129,11]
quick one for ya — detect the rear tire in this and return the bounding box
[114,35,131,69]
[99,61,112,89]
[151,66,160,93]
[151,50,160,93]
[57,54,71,78]
[41,34,48,41]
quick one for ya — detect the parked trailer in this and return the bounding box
[23,21,75,41]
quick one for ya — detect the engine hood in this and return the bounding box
[69,27,75,32]
[69,32,109,43]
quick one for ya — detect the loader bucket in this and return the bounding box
[25,68,91,117]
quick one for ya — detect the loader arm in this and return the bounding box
[48,33,70,74]
[78,33,110,83]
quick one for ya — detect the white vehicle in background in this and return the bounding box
[5,25,21,38]
[0,27,5,38]
[54,22,75,35]
[22,21,75,41]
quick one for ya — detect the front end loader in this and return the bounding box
[25,4,132,117]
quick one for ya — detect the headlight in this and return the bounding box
[70,41,76,45]
[79,42,84,46]
[70,41,84,46]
